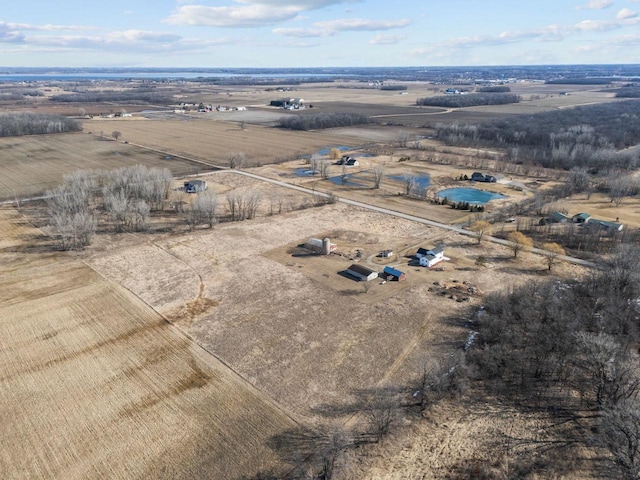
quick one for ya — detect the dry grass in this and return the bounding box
[0,133,206,199]
[85,196,584,428]
[82,116,366,166]
[0,206,297,480]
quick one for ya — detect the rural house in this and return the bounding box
[383,266,406,281]
[184,180,207,193]
[346,264,378,282]
[417,246,446,268]
[471,172,497,183]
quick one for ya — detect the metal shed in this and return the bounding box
[346,264,378,282]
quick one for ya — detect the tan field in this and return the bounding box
[0,133,207,200]
[82,116,368,167]
[0,206,297,480]
[0,79,629,479]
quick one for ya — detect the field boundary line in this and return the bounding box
[81,258,304,427]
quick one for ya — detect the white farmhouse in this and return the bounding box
[417,246,445,268]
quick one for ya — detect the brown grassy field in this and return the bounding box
[0,133,208,200]
[85,190,584,427]
[0,79,620,478]
[0,206,297,480]
[82,116,367,167]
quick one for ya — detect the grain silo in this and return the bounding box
[322,237,331,255]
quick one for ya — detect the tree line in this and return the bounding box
[0,113,81,137]
[277,112,372,131]
[416,93,520,108]
[469,246,640,478]
[433,100,640,170]
[50,91,172,104]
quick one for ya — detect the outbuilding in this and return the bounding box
[346,264,378,282]
[383,266,406,281]
[184,180,207,193]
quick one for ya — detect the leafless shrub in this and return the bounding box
[192,190,218,228]
[226,189,262,221]
[228,152,247,169]
[372,165,385,189]
[402,174,418,196]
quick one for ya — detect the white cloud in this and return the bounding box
[575,0,614,9]
[369,33,404,45]
[273,17,410,37]
[164,4,301,27]
[617,7,638,18]
[314,18,410,31]
[272,27,333,37]
[165,0,359,27]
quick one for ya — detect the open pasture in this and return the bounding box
[0,206,297,480]
[86,196,582,425]
[0,133,207,200]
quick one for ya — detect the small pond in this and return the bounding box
[327,174,366,187]
[387,174,431,189]
[294,168,320,177]
[437,187,506,204]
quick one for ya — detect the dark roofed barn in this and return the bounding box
[346,264,378,282]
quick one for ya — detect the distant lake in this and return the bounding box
[437,187,505,204]
[0,71,350,82]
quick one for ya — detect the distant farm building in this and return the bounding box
[184,180,207,193]
[383,266,406,281]
[346,264,378,282]
[417,246,446,268]
[336,155,358,166]
[471,172,497,183]
[304,237,336,254]
[572,213,591,223]
[549,212,570,224]
[586,219,624,233]
[378,249,393,258]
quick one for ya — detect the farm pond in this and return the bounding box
[437,187,506,204]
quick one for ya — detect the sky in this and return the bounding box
[0,0,639,68]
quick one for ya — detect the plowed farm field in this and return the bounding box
[0,133,207,200]
[82,116,367,166]
[0,206,296,480]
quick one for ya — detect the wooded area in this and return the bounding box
[434,100,640,170]
[0,113,81,137]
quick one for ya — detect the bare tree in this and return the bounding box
[329,148,342,161]
[363,388,398,442]
[402,174,418,196]
[314,425,352,480]
[319,159,331,179]
[574,333,640,409]
[469,220,491,244]
[228,152,247,169]
[507,231,533,258]
[112,131,121,141]
[192,190,218,228]
[245,190,262,219]
[396,130,411,147]
[597,400,640,480]
[542,242,565,271]
[372,165,385,189]
[309,154,320,175]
